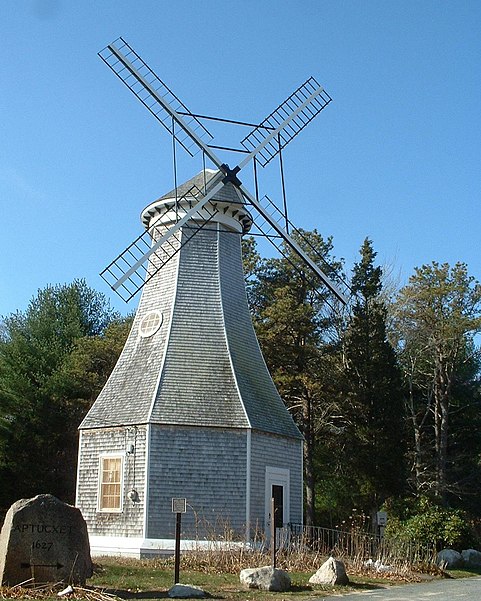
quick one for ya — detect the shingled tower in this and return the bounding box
[76,170,303,557]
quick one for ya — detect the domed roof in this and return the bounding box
[141,169,251,232]
[158,169,244,205]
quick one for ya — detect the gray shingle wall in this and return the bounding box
[149,227,249,427]
[80,207,301,439]
[147,425,247,539]
[76,426,147,537]
[77,173,303,543]
[79,242,180,429]
[249,431,303,529]
[219,230,302,439]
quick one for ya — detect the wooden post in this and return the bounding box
[270,497,276,569]
[174,512,181,584]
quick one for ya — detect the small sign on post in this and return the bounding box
[172,498,187,584]
[376,511,387,538]
[172,498,187,514]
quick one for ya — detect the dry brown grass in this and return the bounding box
[0,523,434,599]
[0,582,117,601]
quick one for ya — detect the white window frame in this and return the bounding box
[138,310,163,338]
[97,454,124,513]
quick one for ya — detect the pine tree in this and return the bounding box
[342,238,406,522]
[244,230,344,526]
[0,280,123,507]
[393,261,481,504]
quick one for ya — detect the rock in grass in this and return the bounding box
[240,565,291,592]
[309,557,349,586]
[436,549,464,569]
[168,583,207,598]
[0,494,92,586]
[461,549,481,568]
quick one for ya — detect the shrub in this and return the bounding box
[383,497,474,550]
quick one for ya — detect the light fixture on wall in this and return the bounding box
[127,488,140,504]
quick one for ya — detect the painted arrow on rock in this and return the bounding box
[20,561,64,569]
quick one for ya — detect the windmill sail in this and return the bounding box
[249,194,350,302]
[98,37,213,157]
[240,77,332,167]
[101,172,226,300]
[101,181,222,302]
[99,38,348,305]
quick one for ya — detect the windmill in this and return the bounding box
[76,38,349,557]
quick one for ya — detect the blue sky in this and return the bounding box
[1,0,480,316]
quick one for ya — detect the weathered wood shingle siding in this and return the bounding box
[79,177,301,439]
[77,172,304,550]
[76,427,147,537]
[146,425,247,539]
[79,245,180,429]
[149,228,249,427]
[219,229,302,439]
[249,431,303,527]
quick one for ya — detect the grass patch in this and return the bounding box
[87,557,398,600]
[90,558,239,593]
[445,566,481,579]
[0,554,427,601]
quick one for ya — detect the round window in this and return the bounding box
[139,310,163,338]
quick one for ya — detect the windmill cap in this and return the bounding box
[141,169,252,234]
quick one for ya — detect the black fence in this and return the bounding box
[281,523,436,569]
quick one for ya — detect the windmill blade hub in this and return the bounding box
[220,164,242,188]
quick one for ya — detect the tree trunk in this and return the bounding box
[304,443,315,527]
[433,351,453,505]
[412,415,424,492]
[303,393,315,527]
[406,368,430,494]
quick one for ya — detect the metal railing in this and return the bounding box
[283,523,436,568]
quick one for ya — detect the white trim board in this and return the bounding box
[264,466,290,535]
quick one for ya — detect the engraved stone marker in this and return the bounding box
[0,494,93,586]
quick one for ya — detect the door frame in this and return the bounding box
[264,466,290,535]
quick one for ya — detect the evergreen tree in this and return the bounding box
[244,230,345,526]
[0,280,125,508]
[446,343,481,513]
[393,262,481,504]
[341,238,406,522]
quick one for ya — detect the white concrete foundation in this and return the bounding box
[89,535,247,558]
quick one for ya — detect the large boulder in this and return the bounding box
[0,494,93,586]
[168,584,207,598]
[240,565,291,592]
[309,557,349,586]
[436,549,464,569]
[461,549,481,568]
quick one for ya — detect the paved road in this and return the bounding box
[322,576,481,600]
